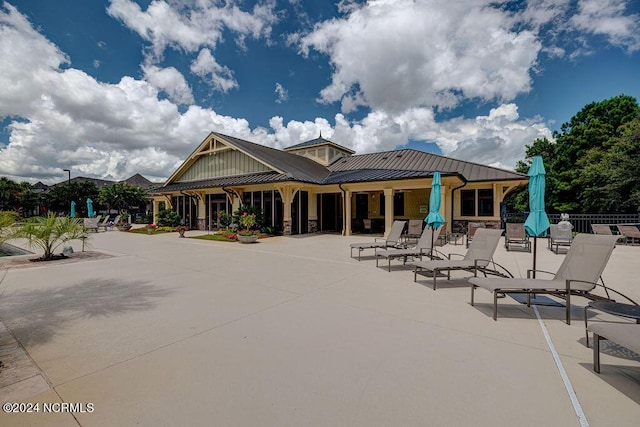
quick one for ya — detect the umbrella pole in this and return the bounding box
[532,237,537,279]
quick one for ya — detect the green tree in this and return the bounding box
[0,177,19,211]
[46,181,100,216]
[507,94,640,214]
[99,182,147,213]
[10,213,86,260]
[579,117,640,213]
[551,94,639,212]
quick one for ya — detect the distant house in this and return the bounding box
[151,132,528,236]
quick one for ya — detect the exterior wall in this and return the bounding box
[453,181,526,223]
[176,149,271,182]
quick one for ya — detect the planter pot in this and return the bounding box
[178,230,186,238]
[237,234,259,244]
[117,225,132,232]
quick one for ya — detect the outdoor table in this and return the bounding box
[584,301,640,347]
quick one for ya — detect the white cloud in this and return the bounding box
[142,64,194,104]
[298,0,541,113]
[570,0,640,52]
[274,83,288,103]
[190,48,237,93]
[106,0,279,90]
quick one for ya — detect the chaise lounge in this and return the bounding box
[413,228,509,290]
[349,220,406,261]
[469,234,626,324]
[587,323,640,373]
[375,225,442,272]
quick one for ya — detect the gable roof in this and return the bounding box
[328,149,526,182]
[158,134,526,192]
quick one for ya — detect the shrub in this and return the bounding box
[232,205,264,230]
[157,209,182,227]
[10,213,86,260]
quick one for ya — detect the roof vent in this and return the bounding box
[396,154,402,158]
[381,156,388,160]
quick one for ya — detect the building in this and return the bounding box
[151,132,528,235]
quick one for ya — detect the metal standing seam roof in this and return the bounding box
[328,149,527,182]
[158,134,527,192]
[285,136,355,153]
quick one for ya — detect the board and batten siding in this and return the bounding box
[176,150,272,182]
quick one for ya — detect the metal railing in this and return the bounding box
[504,213,640,234]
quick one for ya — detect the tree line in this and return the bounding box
[506,94,640,214]
[0,178,149,217]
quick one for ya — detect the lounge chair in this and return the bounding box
[83,217,99,233]
[504,223,531,252]
[469,234,624,324]
[592,223,625,243]
[466,222,485,248]
[108,215,121,230]
[404,219,424,241]
[97,215,110,231]
[375,225,443,272]
[617,225,640,245]
[413,228,509,290]
[591,224,614,235]
[588,323,640,373]
[350,220,406,261]
[436,223,448,245]
[548,223,573,254]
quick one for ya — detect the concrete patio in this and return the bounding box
[0,229,638,426]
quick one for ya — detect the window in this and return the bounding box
[461,190,475,216]
[478,189,494,216]
[394,192,404,216]
[460,189,494,217]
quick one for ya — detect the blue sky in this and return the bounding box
[1,0,639,184]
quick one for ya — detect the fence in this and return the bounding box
[503,213,640,234]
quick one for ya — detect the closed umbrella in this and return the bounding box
[70,201,76,218]
[86,198,94,218]
[425,171,445,256]
[523,156,550,278]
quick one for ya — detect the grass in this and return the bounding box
[190,234,237,242]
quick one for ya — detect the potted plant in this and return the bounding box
[237,211,259,243]
[175,224,188,237]
[116,213,131,231]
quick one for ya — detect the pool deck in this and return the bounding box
[0,230,638,426]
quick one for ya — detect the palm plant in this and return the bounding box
[11,213,87,260]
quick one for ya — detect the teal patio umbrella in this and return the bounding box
[70,201,76,218]
[425,171,445,255]
[86,198,94,218]
[523,156,550,278]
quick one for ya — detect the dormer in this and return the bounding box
[284,134,355,166]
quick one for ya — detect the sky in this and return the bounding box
[0,0,639,185]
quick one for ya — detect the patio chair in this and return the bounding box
[362,219,372,234]
[405,219,424,241]
[83,217,99,233]
[504,223,530,252]
[617,225,640,245]
[548,223,573,254]
[97,215,110,231]
[436,223,448,245]
[350,220,406,261]
[592,223,625,243]
[587,323,640,373]
[376,225,443,272]
[469,234,633,324]
[466,222,485,248]
[108,215,121,230]
[413,228,510,290]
